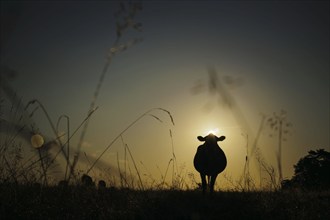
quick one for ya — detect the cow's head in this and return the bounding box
[197,133,225,144]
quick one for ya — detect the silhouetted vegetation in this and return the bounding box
[1,1,329,219]
[1,184,329,219]
[282,149,330,191]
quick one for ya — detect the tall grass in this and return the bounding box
[73,0,143,179]
[56,115,70,180]
[0,1,145,186]
[84,107,175,189]
[192,68,295,191]
[1,0,295,192]
[0,0,177,188]
[267,110,292,183]
[0,93,44,185]
[21,100,99,184]
[86,108,174,174]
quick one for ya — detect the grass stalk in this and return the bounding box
[25,100,72,171]
[37,148,48,186]
[169,129,177,187]
[56,115,70,181]
[86,108,174,174]
[14,105,98,181]
[73,0,143,175]
[116,151,124,188]
[162,159,173,188]
[124,142,144,190]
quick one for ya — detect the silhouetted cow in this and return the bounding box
[194,134,227,193]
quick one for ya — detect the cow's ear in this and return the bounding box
[217,136,226,141]
[197,136,205,141]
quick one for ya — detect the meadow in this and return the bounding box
[1,183,329,219]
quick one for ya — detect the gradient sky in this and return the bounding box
[1,1,329,189]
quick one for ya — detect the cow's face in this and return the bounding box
[197,133,225,144]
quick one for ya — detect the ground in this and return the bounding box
[1,184,329,219]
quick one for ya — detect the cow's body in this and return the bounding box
[194,134,227,193]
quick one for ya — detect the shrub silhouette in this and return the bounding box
[81,174,94,187]
[282,149,330,190]
[98,180,106,189]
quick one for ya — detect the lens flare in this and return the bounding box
[31,134,44,149]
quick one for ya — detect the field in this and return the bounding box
[1,184,329,219]
[1,1,329,219]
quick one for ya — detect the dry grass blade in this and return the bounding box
[55,115,70,180]
[148,114,163,123]
[24,99,73,181]
[116,152,124,188]
[86,107,174,174]
[125,142,144,190]
[74,0,143,175]
[156,108,175,126]
[169,128,177,186]
[16,106,99,181]
[162,158,173,187]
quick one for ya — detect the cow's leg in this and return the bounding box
[207,175,211,191]
[200,173,207,194]
[210,174,218,193]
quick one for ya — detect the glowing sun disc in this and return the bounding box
[206,128,219,135]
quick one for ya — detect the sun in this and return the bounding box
[206,128,219,136]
